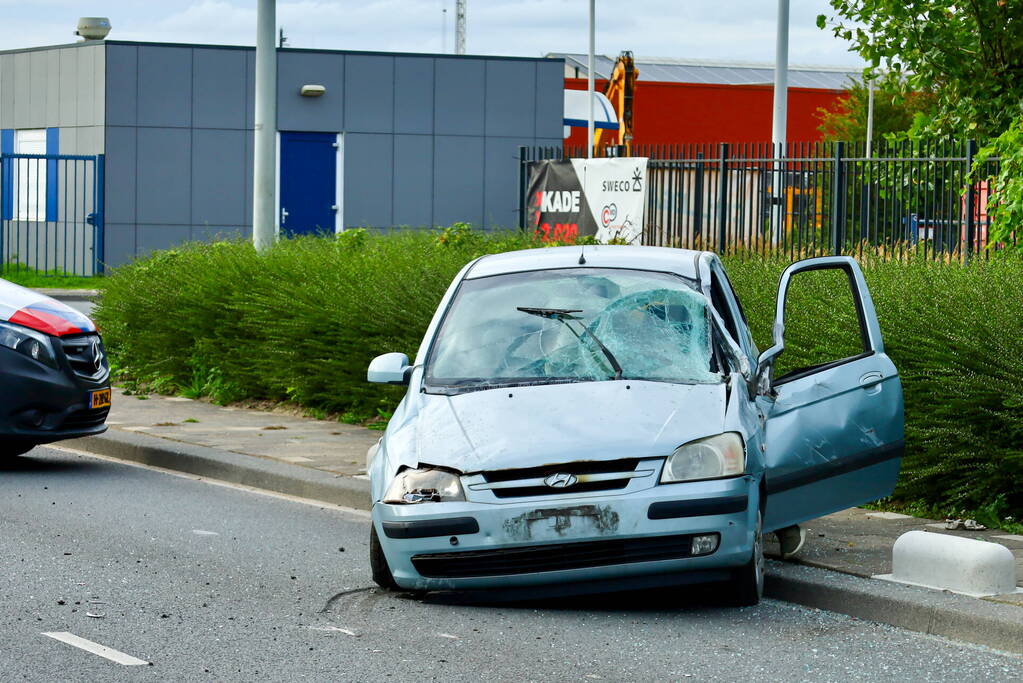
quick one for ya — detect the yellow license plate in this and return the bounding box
[90,388,112,409]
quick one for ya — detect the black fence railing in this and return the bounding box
[520,141,1001,261]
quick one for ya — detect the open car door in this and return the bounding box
[758,257,904,533]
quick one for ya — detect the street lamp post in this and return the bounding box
[253,0,277,251]
[771,0,789,244]
[587,0,595,159]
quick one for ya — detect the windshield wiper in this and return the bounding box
[516,306,623,380]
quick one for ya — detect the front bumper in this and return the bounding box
[373,474,759,592]
[0,345,109,444]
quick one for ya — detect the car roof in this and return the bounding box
[465,245,708,280]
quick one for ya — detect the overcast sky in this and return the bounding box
[0,0,864,67]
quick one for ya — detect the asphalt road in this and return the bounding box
[2,446,1022,682]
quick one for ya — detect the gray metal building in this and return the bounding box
[0,40,564,270]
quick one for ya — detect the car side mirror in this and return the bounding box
[367,352,412,385]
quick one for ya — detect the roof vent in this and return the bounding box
[75,17,111,41]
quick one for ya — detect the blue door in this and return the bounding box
[279,131,338,236]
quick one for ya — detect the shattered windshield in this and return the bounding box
[425,267,720,392]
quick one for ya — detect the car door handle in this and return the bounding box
[859,371,884,393]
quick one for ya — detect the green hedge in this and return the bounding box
[96,227,537,416]
[96,230,1023,519]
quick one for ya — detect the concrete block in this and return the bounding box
[875,530,1020,597]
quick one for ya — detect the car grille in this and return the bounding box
[61,406,109,430]
[477,458,644,498]
[411,533,695,578]
[61,334,108,381]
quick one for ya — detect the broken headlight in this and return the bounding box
[383,467,466,504]
[661,433,745,483]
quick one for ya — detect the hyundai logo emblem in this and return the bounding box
[543,472,578,488]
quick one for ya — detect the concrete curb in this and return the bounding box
[35,288,101,302]
[64,431,1023,654]
[766,561,1023,654]
[63,429,371,510]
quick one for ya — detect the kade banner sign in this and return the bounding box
[525,158,648,243]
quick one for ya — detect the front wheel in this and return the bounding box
[369,525,399,590]
[730,510,764,607]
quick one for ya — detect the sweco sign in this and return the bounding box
[525,158,648,243]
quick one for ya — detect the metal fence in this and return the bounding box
[0,153,105,276]
[520,141,1000,261]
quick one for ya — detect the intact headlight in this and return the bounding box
[0,321,57,369]
[383,467,466,504]
[661,433,745,483]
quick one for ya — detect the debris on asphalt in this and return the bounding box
[85,612,105,618]
[309,625,359,636]
[945,518,987,530]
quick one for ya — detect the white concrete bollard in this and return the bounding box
[874,530,1019,597]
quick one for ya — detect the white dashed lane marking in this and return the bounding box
[42,632,149,666]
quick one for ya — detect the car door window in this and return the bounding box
[773,267,870,384]
[709,271,741,345]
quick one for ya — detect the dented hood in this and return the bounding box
[410,380,727,473]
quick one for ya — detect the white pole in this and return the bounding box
[587,0,595,158]
[442,7,447,53]
[866,77,875,159]
[771,0,789,243]
[771,0,789,151]
[455,0,466,55]
[253,0,277,251]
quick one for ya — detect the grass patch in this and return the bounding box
[1,266,101,290]
[95,229,1023,519]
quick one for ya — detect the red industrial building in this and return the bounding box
[551,54,859,148]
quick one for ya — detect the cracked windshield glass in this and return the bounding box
[426,268,719,391]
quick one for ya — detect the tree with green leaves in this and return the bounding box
[819,1,1023,247]
[818,1,1023,139]
[815,78,936,142]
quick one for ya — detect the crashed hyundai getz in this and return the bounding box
[366,246,903,605]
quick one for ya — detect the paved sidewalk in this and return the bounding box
[766,508,1023,605]
[104,387,379,478]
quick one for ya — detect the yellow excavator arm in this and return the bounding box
[594,50,638,155]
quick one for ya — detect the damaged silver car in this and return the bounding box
[366,246,903,605]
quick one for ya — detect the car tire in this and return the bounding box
[369,525,400,591]
[0,441,35,458]
[730,510,764,607]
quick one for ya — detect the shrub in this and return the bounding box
[97,229,538,414]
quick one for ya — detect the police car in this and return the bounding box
[0,278,110,457]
